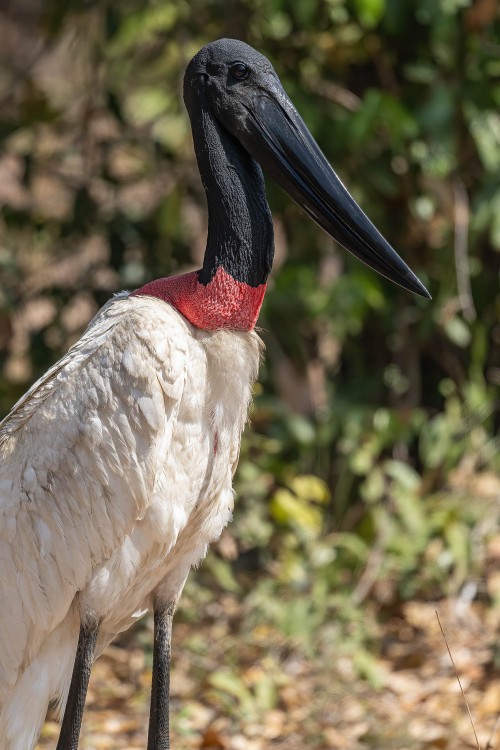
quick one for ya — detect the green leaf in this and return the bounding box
[467,108,500,173]
[384,460,422,493]
[353,0,386,28]
[444,317,472,348]
[289,474,331,504]
[208,670,255,714]
[270,488,323,536]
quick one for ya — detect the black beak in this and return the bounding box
[240,89,430,299]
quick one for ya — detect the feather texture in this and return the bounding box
[0,292,262,749]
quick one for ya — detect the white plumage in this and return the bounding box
[0,292,262,749]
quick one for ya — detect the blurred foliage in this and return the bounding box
[0,0,499,677]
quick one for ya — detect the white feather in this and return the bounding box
[0,292,262,749]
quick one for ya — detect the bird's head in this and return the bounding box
[184,39,430,299]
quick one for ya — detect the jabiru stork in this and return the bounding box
[0,38,429,750]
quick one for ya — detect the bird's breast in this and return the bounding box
[81,318,263,635]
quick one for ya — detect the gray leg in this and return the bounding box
[147,602,175,750]
[56,623,98,750]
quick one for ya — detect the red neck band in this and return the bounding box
[131,267,266,331]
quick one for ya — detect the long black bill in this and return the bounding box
[240,90,430,298]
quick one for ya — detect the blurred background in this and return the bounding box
[0,0,499,748]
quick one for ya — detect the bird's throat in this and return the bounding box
[131,268,266,331]
[194,100,274,290]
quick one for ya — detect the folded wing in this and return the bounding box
[0,294,187,700]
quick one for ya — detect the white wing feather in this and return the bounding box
[0,293,188,700]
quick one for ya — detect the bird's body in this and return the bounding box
[0,38,429,750]
[0,291,261,748]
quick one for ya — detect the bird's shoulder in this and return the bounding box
[0,292,189,448]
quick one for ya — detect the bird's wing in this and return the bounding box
[0,293,188,697]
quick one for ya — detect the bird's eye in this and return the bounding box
[231,62,249,80]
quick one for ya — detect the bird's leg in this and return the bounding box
[56,621,98,750]
[147,601,176,750]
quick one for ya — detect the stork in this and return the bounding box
[0,39,429,750]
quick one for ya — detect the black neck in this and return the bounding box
[188,96,274,287]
